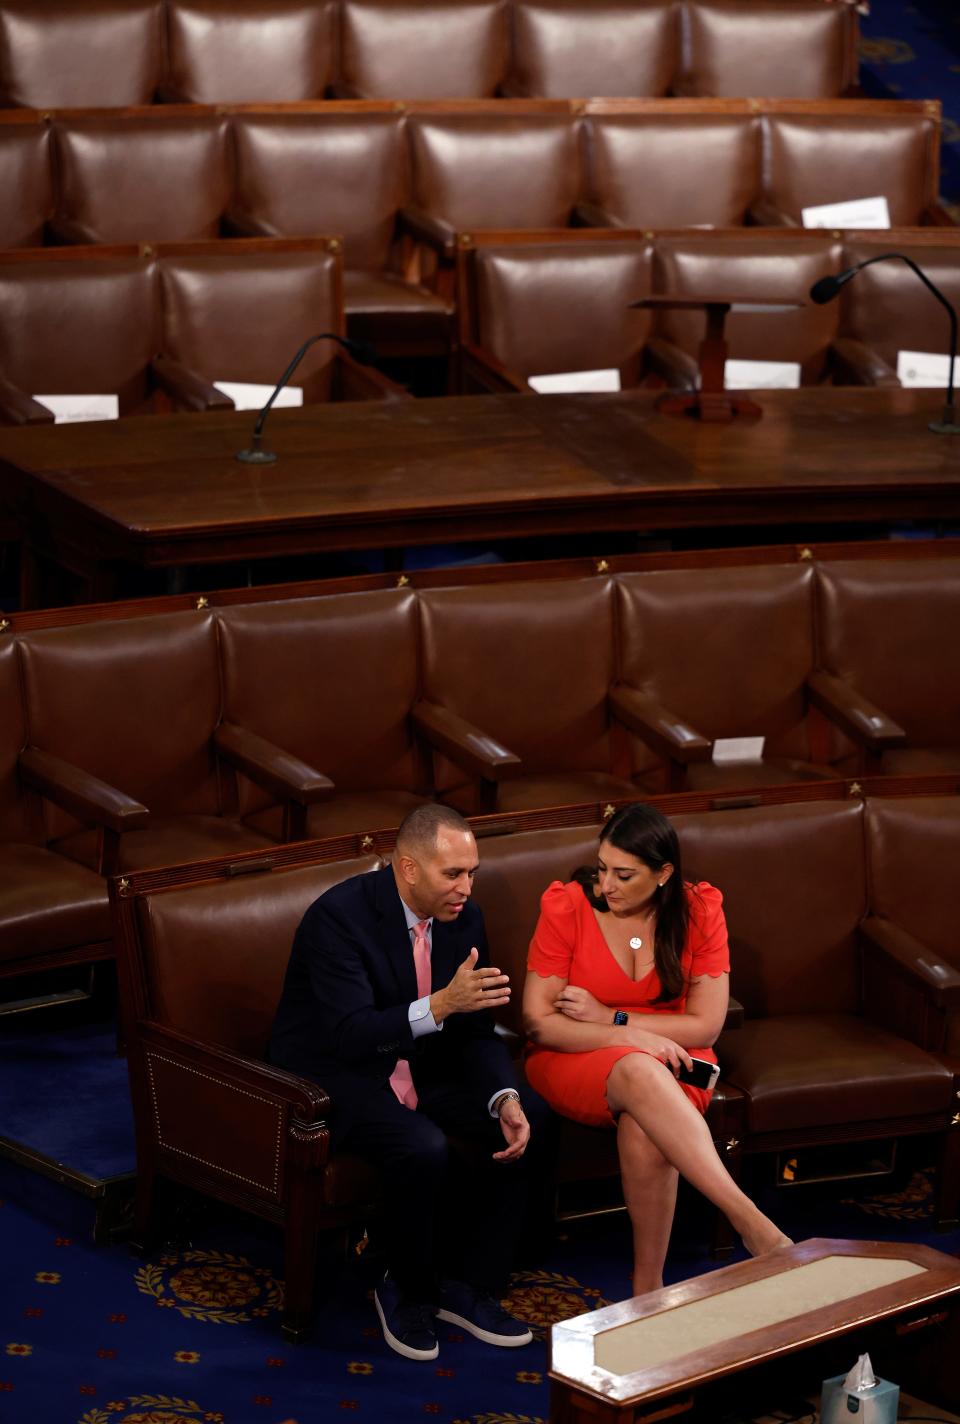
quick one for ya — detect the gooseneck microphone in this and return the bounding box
[236,332,377,464]
[809,253,960,435]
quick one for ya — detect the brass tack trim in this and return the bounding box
[602,803,616,820]
[596,559,610,574]
[848,781,862,796]
[799,547,813,561]
[361,835,374,851]
[195,595,210,610]
[396,574,410,588]
[725,1138,740,1152]
[118,877,131,896]
[0,617,10,633]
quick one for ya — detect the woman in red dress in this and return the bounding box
[523,803,790,1295]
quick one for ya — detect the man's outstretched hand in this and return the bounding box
[431,946,511,1023]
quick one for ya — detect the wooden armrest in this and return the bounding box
[459,339,530,394]
[20,745,149,832]
[807,670,905,751]
[644,336,700,390]
[215,722,335,806]
[0,373,54,425]
[573,202,622,229]
[724,995,745,1032]
[924,202,958,228]
[830,337,900,387]
[152,355,234,412]
[398,205,458,258]
[221,210,281,239]
[609,685,712,764]
[332,351,411,402]
[861,916,960,1011]
[413,700,521,781]
[747,200,797,228]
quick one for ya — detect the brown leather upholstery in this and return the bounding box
[509,0,678,99]
[674,799,955,1138]
[652,235,844,383]
[816,559,960,774]
[163,0,336,103]
[0,252,160,419]
[158,245,343,403]
[581,112,759,228]
[51,114,231,244]
[617,564,834,790]
[468,240,654,384]
[762,112,936,227]
[0,118,54,248]
[0,0,162,107]
[19,612,272,872]
[407,111,579,232]
[217,590,430,838]
[680,0,855,99]
[419,579,636,811]
[337,0,509,98]
[839,239,960,377]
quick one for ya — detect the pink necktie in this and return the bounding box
[389,919,431,1110]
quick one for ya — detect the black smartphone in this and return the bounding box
[677,1056,720,1090]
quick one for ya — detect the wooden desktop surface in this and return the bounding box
[2,388,959,579]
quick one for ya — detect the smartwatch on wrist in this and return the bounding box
[613,1010,629,1027]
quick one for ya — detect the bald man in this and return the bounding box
[270,804,551,1362]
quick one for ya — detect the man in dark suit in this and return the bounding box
[270,803,550,1362]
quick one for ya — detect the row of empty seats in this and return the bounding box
[455,229,960,391]
[0,0,860,108]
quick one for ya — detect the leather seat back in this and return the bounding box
[52,114,231,244]
[135,855,380,1052]
[674,798,866,1018]
[339,0,509,98]
[581,112,759,228]
[762,112,936,226]
[617,564,816,761]
[0,119,54,248]
[471,241,653,381]
[0,641,31,845]
[164,0,337,103]
[839,240,960,372]
[408,112,579,230]
[865,795,960,966]
[680,0,855,98]
[217,590,422,815]
[158,243,342,402]
[230,110,408,271]
[0,0,163,107]
[652,235,844,382]
[509,0,678,99]
[19,612,222,838]
[816,559,960,747]
[0,253,160,416]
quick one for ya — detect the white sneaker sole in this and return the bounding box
[436,1306,533,1347]
[375,1291,439,1361]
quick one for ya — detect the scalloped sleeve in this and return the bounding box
[527,880,580,981]
[686,882,730,979]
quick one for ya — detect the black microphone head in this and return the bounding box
[809,274,842,305]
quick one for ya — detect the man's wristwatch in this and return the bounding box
[613,1010,629,1026]
[493,1090,521,1117]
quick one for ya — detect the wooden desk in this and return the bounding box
[2,388,959,605]
[549,1238,960,1423]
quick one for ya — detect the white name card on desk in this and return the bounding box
[724,359,801,390]
[528,368,621,394]
[34,394,119,423]
[896,350,960,388]
[802,195,890,229]
[213,381,303,411]
[713,736,765,764]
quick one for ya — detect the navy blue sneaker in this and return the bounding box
[374,1273,438,1361]
[436,1280,533,1347]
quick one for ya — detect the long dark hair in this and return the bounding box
[571,804,689,1003]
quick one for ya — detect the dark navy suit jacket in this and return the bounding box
[269,865,518,1123]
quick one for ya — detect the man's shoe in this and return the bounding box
[436,1280,533,1347]
[374,1273,439,1361]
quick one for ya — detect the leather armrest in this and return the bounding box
[152,355,234,412]
[807,670,906,751]
[221,210,281,239]
[861,916,960,1011]
[333,351,411,403]
[413,699,521,781]
[573,202,622,229]
[723,994,744,1032]
[215,722,335,806]
[830,337,900,387]
[459,339,529,394]
[398,205,458,258]
[45,215,100,244]
[747,200,797,228]
[644,336,700,390]
[0,373,54,425]
[609,684,712,764]
[20,745,149,832]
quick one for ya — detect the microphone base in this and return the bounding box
[236,447,278,464]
